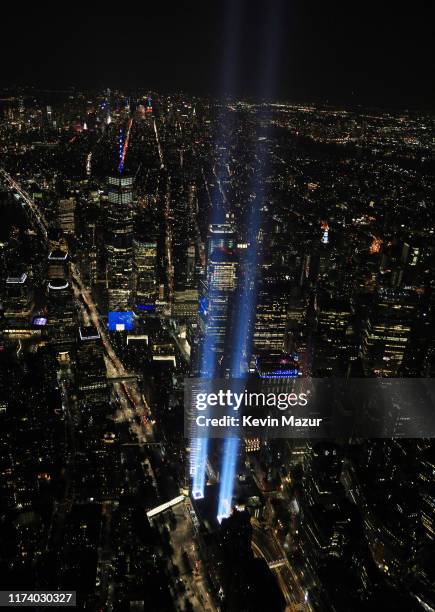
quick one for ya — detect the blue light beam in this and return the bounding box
[190,0,242,502]
[217,0,286,521]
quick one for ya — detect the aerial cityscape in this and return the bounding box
[0,7,433,612]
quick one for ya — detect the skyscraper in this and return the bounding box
[46,278,76,351]
[58,198,76,234]
[2,272,33,330]
[199,246,238,374]
[48,250,69,279]
[206,214,236,263]
[361,289,419,376]
[253,286,288,353]
[106,175,134,311]
[313,295,355,376]
[133,238,157,306]
[76,325,110,410]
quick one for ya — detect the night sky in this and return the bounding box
[1,2,432,108]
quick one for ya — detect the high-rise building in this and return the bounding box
[133,238,157,306]
[206,214,236,263]
[313,295,355,375]
[199,246,238,374]
[47,250,68,279]
[253,287,288,353]
[172,288,199,318]
[106,175,134,311]
[76,326,110,409]
[2,272,33,330]
[361,289,419,376]
[58,198,76,234]
[46,278,76,351]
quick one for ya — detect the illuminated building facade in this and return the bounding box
[58,198,76,234]
[46,279,76,350]
[47,250,68,279]
[106,175,134,311]
[133,238,157,305]
[253,288,288,353]
[206,215,236,262]
[200,247,238,372]
[76,326,110,409]
[361,289,418,376]
[2,272,33,329]
[313,296,355,375]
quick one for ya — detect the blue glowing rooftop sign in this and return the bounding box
[108,311,134,332]
[136,304,156,311]
[259,369,299,379]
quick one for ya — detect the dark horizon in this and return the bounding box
[1,3,433,109]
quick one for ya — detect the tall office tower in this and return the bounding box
[206,213,236,263]
[186,244,196,286]
[47,249,68,279]
[197,212,237,370]
[58,198,76,234]
[133,238,157,306]
[172,288,199,319]
[171,181,191,291]
[172,186,198,317]
[303,442,344,505]
[106,175,134,311]
[361,288,419,376]
[312,295,355,376]
[2,272,33,330]
[199,246,238,374]
[253,285,288,354]
[191,214,237,498]
[46,278,76,351]
[76,326,110,410]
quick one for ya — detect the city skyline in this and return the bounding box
[0,7,434,611]
[0,3,433,109]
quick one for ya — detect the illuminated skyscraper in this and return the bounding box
[48,250,68,279]
[76,325,109,409]
[253,287,288,353]
[106,175,134,311]
[133,238,157,306]
[313,296,355,376]
[58,198,76,234]
[206,214,236,263]
[361,289,418,376]
[199,246,238,374]
[46,278,76,351]
[2,272,33,330]
[191,215,238,500]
